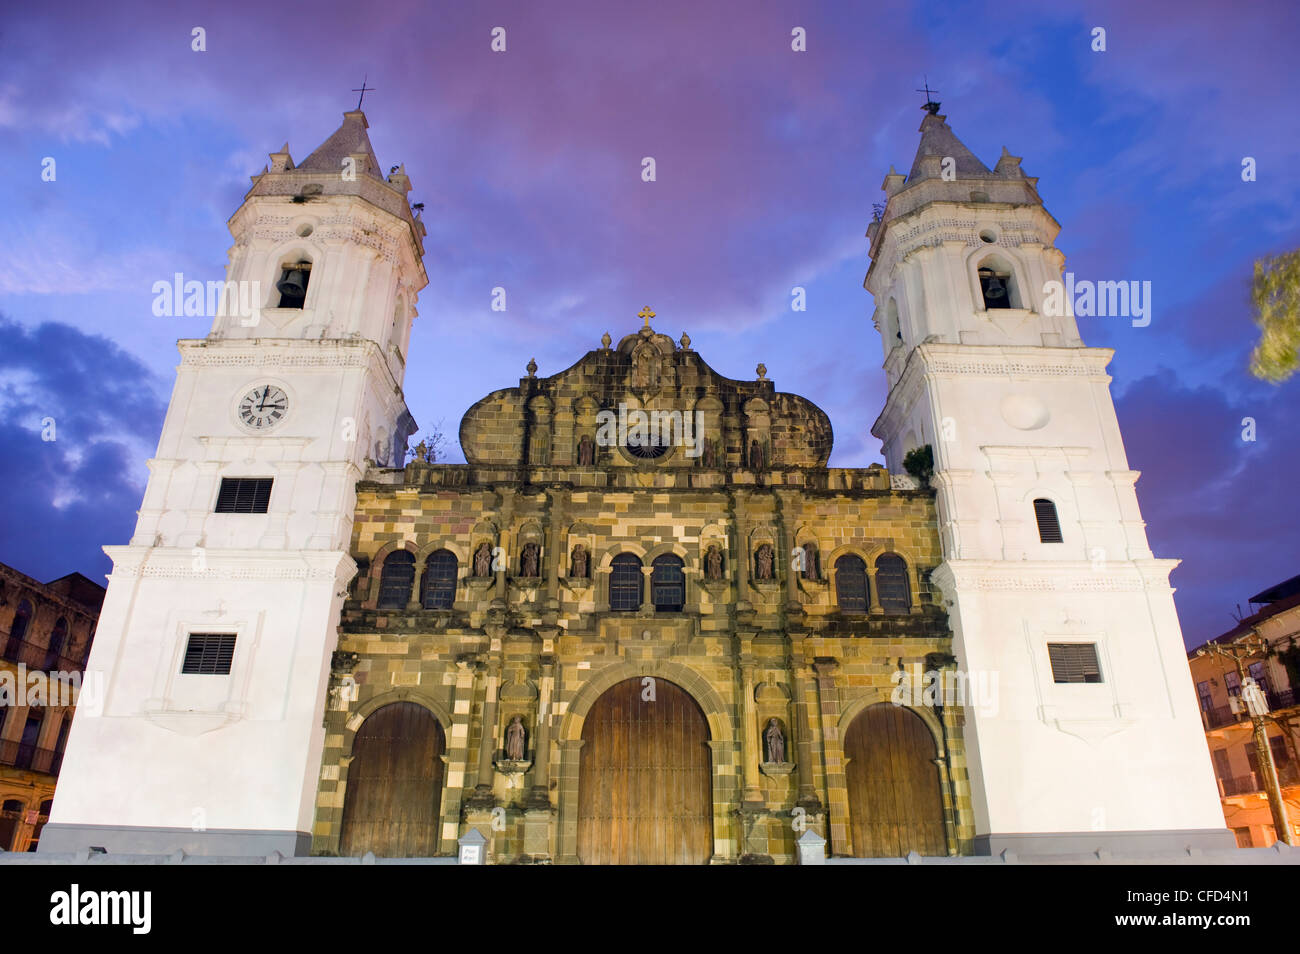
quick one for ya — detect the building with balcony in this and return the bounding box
[0,562,103,852]
[1188,572,1300,847]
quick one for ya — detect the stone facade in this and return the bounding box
[311,321,970,863]
[0,563,103,852]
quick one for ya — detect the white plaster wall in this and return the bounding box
[52,553,351,834]
[937,571,1227,833]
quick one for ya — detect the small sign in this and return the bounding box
[458,827,487,866]
[25,811,39,825]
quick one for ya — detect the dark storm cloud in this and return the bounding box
[0,316,166,583]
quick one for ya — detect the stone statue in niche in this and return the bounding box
[473,542,493,578]
[577,434,595,466]
[505,715,526,761]
[802,543,820,581]
[570,544,589,579]
[749,439,764,470]
[704,545,724,580]
[520,543,540,578]
[632,342,661,393]
[755,544,774,581]
[701,438,716,468]
[764,718,786,764]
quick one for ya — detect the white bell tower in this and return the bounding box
[43,110,426,855]
[867,106,1231,855]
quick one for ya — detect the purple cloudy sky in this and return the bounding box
[1,0,1297,647]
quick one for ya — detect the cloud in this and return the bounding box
[0,316,165,583]
[1115,368,1300,647]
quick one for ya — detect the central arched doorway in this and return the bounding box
[844,703,947,857]
[577,677,712,864]
[339,701,445,857]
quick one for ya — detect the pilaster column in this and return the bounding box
[545,491,568,607]
[812,658,851,855]
[495,492,514,603]
[467,655,502,809]
[788,637,822,812]
[776,490,803,618]
[528,653,556,807]
[732,490,751,612]
[738,644,764,808]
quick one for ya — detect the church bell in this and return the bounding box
[276,268,307,298]
[979,269,1007,300]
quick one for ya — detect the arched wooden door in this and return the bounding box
[844,703,947,857]
[577,677,712,865]
[339,702,445,857]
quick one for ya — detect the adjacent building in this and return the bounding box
[1189,573,1300,848]
[0,562,103,852]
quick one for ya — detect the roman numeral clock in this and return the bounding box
[237,384,288,430]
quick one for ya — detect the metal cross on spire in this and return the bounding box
[352,75,375,111]
[638,305,656,328]
[916,77,941,115]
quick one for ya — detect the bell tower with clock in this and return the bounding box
[43,110,427,855]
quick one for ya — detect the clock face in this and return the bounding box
[237,385,288,430]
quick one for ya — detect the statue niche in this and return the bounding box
[505,715,527,761]
[763,718,786,764]
[704,544,725,581]
[631,341,662,394]
[577,434,596,466]
[520,542,540,578]
[754,544,775,581]
[473,542,493,578]
[801,542,820,581]
[570,544,590,579]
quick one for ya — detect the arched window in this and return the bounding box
[377,551,416,609]
[609,554,643,612]
[0,800,25,852]
[42,617,68,671]
[1033,498,1063,543]
[835,556,869,613]
[4,600,32,661]
[651,555,685,612]
[875,555,911,613]
[420,550,458,610]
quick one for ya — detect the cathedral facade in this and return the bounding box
[317,321,963,863]
[42,105,1232,862]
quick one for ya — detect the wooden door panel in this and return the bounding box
[340,702,445,858]
[577,678,711,865]
[845,703,946,857]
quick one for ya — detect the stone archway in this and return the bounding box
[844,703,946,857]
[339,701,445,858]
[576,677,712,865]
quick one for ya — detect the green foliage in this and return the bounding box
[1249,249,1300,383]
[903,444,934,486]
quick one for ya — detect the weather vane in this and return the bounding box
[916,77,941,115]
[352,75,375,111]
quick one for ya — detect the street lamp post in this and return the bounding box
[1197,631,1296,847]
